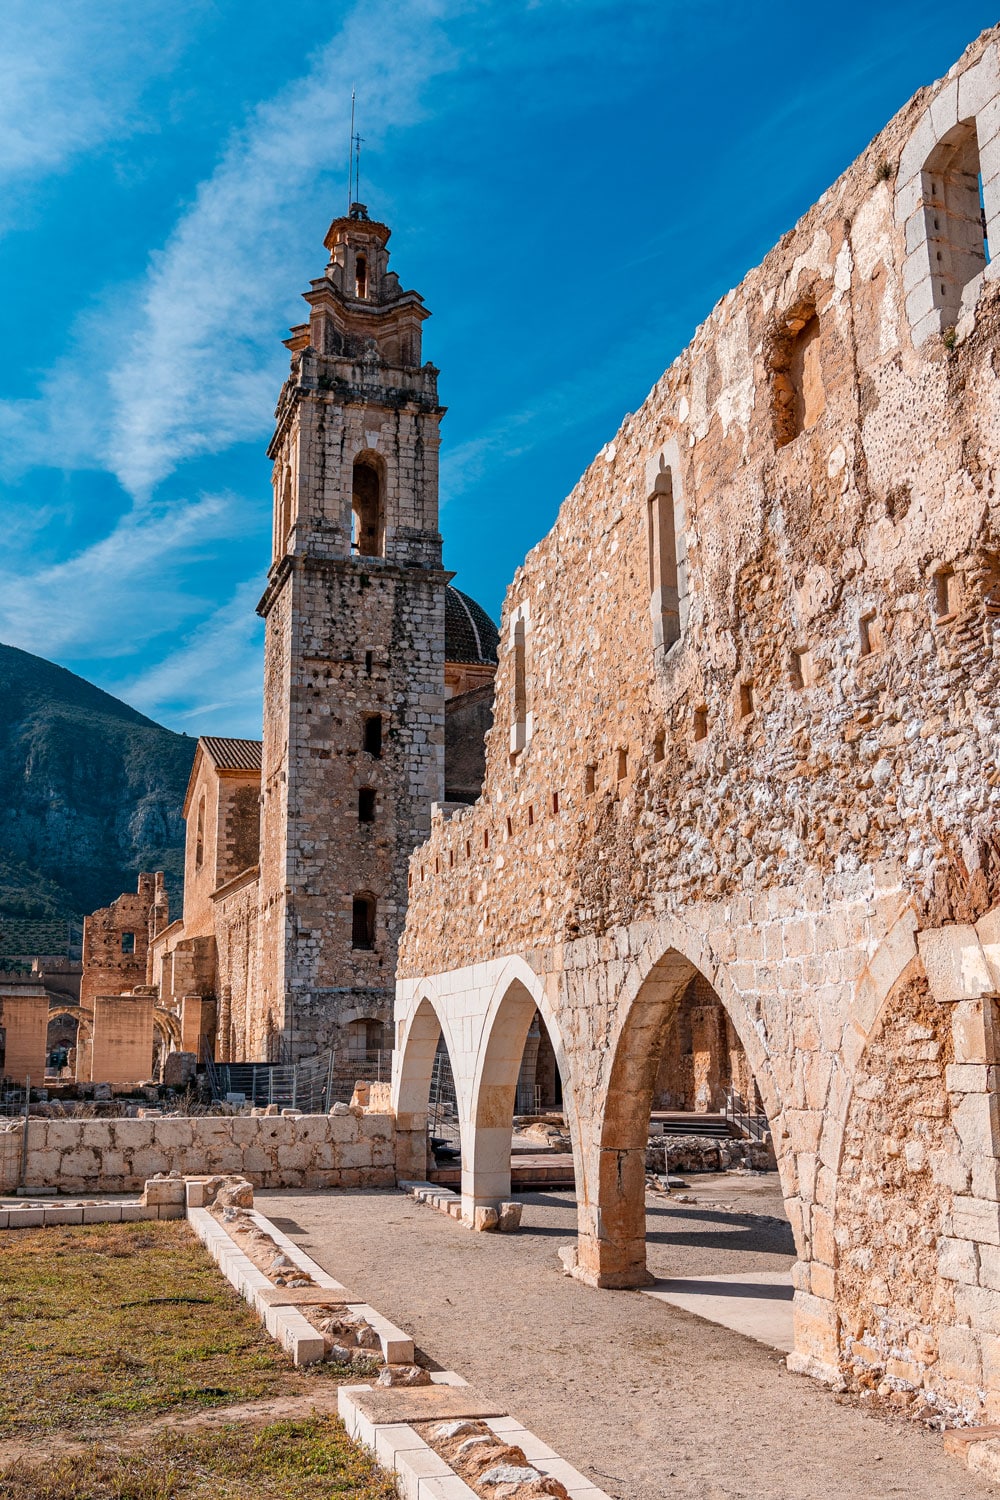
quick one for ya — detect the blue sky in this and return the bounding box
[0,0,995,738]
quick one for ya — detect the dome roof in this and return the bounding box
[445,586,499,665]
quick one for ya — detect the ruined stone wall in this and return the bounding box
[0,1110,395,1194]
[80,875,155,1012]
[402,32,1000,980]
[396,27,1000,1416]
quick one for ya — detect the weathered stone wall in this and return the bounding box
[0,1110,395,1194]
[836,970,960,1404]
[213,871,262,1061]
[394,27,1000,1420]
[81,875,155,1012]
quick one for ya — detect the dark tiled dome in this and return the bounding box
[445,586,499,665]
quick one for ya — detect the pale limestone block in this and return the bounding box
[930,77,959,141]
[952,1092,1000,1161]
[937,1323,982,1384]
[961,46,1000,122]
[918,925,995,1002]
[938,1236,980,1284]
[976,909,1000,990]
[905,279,937,328]
[978,1243,1000,1292]
[954,1196,1000,1247]
[947,1063,995,1093]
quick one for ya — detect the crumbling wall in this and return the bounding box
[394,25,1000,1406]
[836,973,959,1403]
[81,875,155,1012]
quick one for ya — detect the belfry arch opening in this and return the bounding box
[351,454,384,558]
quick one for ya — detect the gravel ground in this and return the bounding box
[259,1176,992,1500]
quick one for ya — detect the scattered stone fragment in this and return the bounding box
[378,1364,432,1387]
[481,1465,543,1485]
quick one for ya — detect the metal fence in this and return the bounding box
[203,1047,394,1111]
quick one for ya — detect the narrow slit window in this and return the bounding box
[195,795,205,870]
[551,791,560,815]
[647,466,688,652]
[355,254,368,299]
[584,764,596,796]
[364,650,374,677]
[790,648,815,689]
[739,682,755,718]
[121,932,135,956]
[363,715,383,757]
[653,730,666,763]
[510,614,530,755]
[617,748,628,781]
[934,568,957,619]
[774,309,824,446]
[859,611,882,656]
[693,706,708,741]
[358,787,376,823]
[351,894,376,950]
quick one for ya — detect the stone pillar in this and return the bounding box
[918,920,1000,1415]
[90,995,155,1085]
[395,1110,431,1182]
[0,993,49,1084]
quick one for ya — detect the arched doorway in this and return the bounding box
[577,944,793,1290]
[466,976,571,1221]
[393,992,464,1183]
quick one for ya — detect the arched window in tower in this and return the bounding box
[355,254,368,299]
[195,795,205,870]
[647,465,688,653]
[352,457,384,557]
[352,893,377,950]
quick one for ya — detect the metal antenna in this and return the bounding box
[348,88,356,212]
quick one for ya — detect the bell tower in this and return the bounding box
[256,202,448,1061]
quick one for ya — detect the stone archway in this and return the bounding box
[464,961,572,1224]
[393,987,465,1182]
[568,939,791,1291]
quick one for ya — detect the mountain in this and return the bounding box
[0,642,196,931]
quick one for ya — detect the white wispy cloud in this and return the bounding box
[115,578,265,737]
[0,492,243,659]
[106,0,457,498]
[0,1,200,229]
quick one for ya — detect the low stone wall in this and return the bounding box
[0,1111,396,1195]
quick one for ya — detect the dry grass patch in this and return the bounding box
[0,1415,396,1500]
[0,1220,330,1438]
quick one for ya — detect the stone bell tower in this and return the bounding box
[256,202,448,1062]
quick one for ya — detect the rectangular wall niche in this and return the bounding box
[647,466,688,655]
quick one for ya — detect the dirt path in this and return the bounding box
[258,1179,994,1500]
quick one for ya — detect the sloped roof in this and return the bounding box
[199,737,263,773]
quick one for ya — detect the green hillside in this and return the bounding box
[0,642,196,929]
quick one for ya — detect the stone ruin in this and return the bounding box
[390,26,1000,1423]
